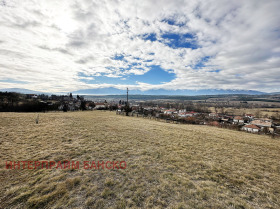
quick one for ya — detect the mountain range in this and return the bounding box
[0,87,269,96]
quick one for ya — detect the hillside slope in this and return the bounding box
[0,111,279,208]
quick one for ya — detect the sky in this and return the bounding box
[0,0,280,93]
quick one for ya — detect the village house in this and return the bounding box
[245,114,254,120]
[261,118,273,122]
[178,111,198,117]
[94,102,107,109]
[251,119,272,128]
[164,109,176,115]
[178,112,188,117]
[242,124,260,133]
[221,117,229,123]
[233,116,244,124]
[143,106,153,111]
[221,115,233,124]
[86,102,95,110]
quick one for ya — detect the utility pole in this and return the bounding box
[126,87,129,116]
[126,87,129,106]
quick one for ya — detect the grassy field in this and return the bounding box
[0,111,280,208]
[209,107,280,118]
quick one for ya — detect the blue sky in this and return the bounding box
[79,66,176,85]
[0,79,29,84]
[0,0,279,93]
[142,33,198,49]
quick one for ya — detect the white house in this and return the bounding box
[245,114,254,120]
[178,111,198,118]
[233,116,244,124]
[242,124,260,133]
[178,112,188,117]
[209,113,219,118]
[95,103,107,109]
[164,109,176,115]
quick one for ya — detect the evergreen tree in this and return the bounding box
[80,100,87,111]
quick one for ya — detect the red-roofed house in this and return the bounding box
[233,116,244,124]
[251,120,272,128]
[242,124,260,133]
[164,109,176,115]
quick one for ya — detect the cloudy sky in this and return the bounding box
[0,0,279,93]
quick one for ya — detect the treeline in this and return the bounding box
[0,92,58,112]
[0,100,59,112]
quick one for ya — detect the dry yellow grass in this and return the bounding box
[210,107,280,117]
[0,111,280,208]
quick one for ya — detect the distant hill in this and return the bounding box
[73,88,265,95]
[0,88,47,94]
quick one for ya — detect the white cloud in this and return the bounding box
[0,0,279,93]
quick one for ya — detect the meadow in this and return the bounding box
[0,111,280,208]
[209,107,280,118]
